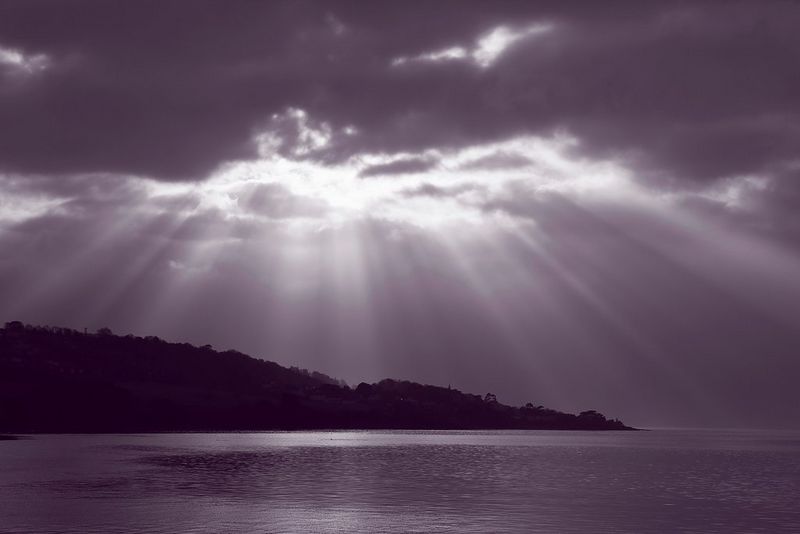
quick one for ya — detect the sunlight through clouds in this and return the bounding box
[174,111,643,234]
[3,1,800,430]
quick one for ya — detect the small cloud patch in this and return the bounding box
[359,157,438,178]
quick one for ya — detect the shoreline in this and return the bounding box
[0,427,639,436]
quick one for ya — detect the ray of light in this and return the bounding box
[505,219,720,418]
[426,221,566,405]
[4,185,160,325]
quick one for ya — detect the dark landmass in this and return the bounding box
[0,435,20,440]
[0,322,634,432]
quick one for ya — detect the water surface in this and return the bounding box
[1,429,799,533]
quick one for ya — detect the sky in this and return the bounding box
[1,1,800,428]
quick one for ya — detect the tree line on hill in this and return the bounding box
[0,321,633,432]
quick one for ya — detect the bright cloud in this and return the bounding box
[0,45,49,74]
[392,23,553,68]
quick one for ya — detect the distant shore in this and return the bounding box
[0,435,20,440]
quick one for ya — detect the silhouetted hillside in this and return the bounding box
[0,322,633,432]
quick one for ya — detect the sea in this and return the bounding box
[1,429,799,533]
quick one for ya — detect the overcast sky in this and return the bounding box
[2,1,800,428]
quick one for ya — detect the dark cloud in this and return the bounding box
[0,0,525,180]
[236,183,328,219]
[684,169,800,249]
[0,172,139,200]
[358,157,438,178]
[402,182,484,199]
[458,151,535,171]
[1,1,798,196]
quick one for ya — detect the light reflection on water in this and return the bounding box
[1,430,799,533]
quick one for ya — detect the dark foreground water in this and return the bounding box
[1,430,799,533]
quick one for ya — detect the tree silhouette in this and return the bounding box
[0,321,633,432]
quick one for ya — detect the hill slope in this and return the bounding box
[0,322,633,432]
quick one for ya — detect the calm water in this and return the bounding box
[1,430,799,533]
